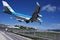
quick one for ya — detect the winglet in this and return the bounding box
[36,2,40,6]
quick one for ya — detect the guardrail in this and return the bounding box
[7,28,60,40]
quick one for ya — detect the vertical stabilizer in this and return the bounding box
[2,1,15,13]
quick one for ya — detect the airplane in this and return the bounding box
[2,1,42,24]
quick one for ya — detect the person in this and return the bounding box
[5,28,8,31]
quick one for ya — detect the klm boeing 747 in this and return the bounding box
[2,1,42,23]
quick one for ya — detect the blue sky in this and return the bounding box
[0,0,60,30]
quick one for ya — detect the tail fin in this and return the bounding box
[2,1,15,13]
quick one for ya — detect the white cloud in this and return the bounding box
[41,4,56,12]
[51,24,60,28]
[38,23,60,30]
[47,24,60,29]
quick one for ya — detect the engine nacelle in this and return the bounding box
[38,14,42,18]
[16,19,24,22]
[37,18,43,22]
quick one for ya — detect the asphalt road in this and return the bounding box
[0,31,32,40]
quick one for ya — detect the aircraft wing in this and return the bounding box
[29,2,42,23]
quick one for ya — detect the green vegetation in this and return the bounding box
[20,26,27,30]
[14,25,36,30]
[0,24,7,29]
[14,25,19,27]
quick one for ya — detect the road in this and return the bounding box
[0,31,32,40]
